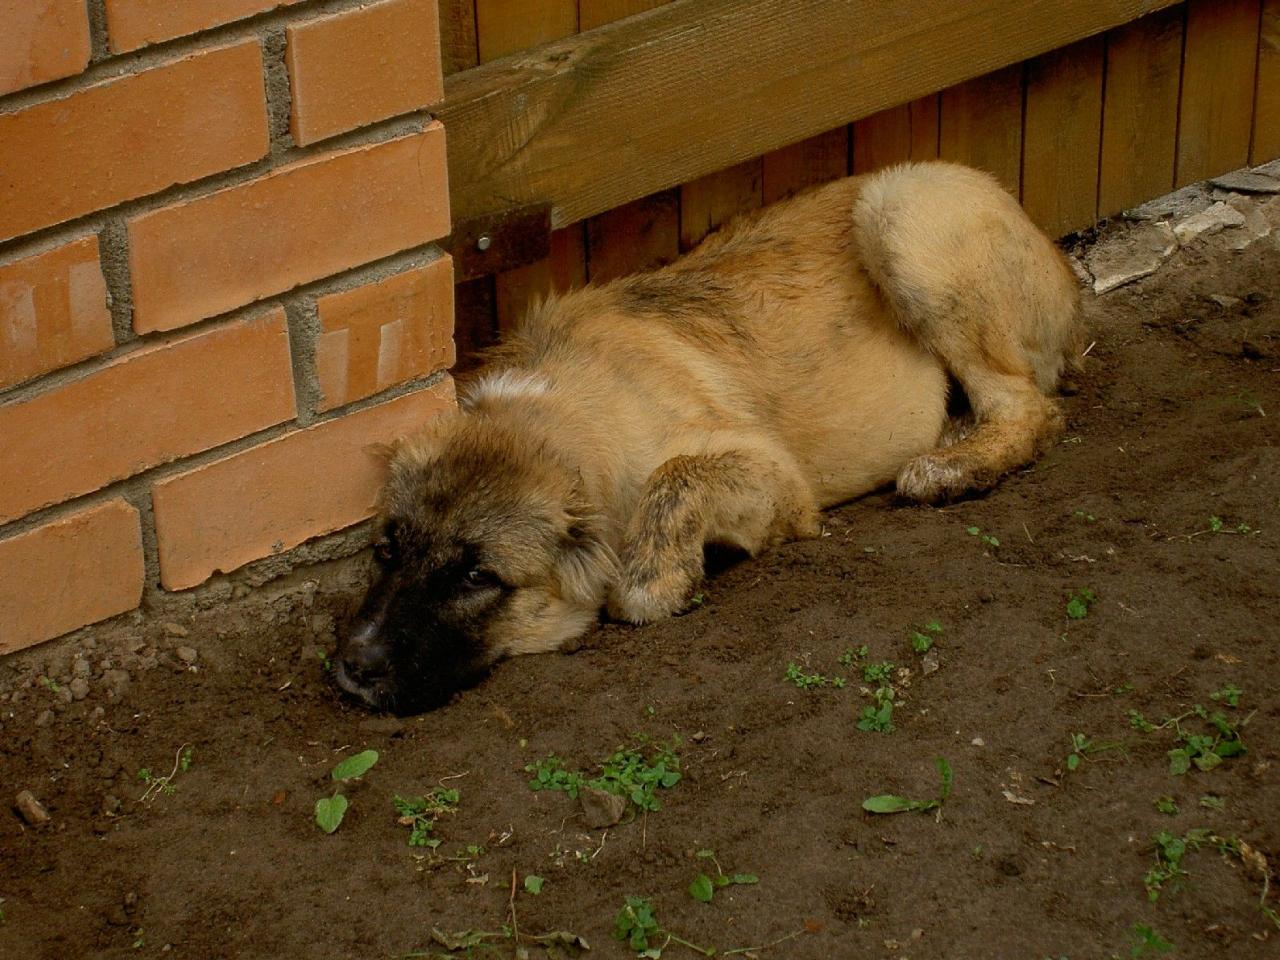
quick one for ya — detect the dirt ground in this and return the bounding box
[2,193,1279,960]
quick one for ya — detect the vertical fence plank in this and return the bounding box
[580,0,668,30]
[1023,36,1105,236]
[480,0,583,330]
[1255,0,1280,163]
[1177,0,1261,186]
[493,225,589,331]
[581,0,683,280]
[475,0,577,61]
[939,65,1025,195]
[586,190,680,282]
[851,95,940,173]
[679,159,764,250]
[761,127,850,204]
[439,0,479,75]
[1098,6,1183,216]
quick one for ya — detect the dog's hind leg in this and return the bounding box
[852,162,1084,503]
[607,434,819,624]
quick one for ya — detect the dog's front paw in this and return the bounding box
[606,550,702,625]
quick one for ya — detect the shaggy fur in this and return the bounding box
[334,162,1082,714]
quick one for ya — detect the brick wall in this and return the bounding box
[0,0,455,655]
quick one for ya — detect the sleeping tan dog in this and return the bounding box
[335,162,1083,713]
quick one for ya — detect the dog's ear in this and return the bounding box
[557,479,617,607]
[364,440,401,467]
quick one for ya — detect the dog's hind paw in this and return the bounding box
[896,454,972,504]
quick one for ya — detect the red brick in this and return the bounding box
[314,257,454,412]
[0,42,269,243]
[1,237,114,390]
[0,499,143,654]
[0,0,91,95]
[128,125,450,332]
[0,310,295,524]
[286,0,444,146]
[152,379,455,589]
[104,0,305,53]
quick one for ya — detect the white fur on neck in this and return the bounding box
[466,370,552,405]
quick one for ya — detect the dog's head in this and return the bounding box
[334,409,615,714]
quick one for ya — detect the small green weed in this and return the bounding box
[857,689,895,733]
[688,850,758,904]
[838,645,868,667]
[316,647,332,672]
[1144,828,1210,901]
[1066,587,1097,620]
[39,676,60,694]
[1166,707,1247,775]
[1073,510,1097,522]
[909,620,942,654]
[1128,923,1174,957]
[524,874,545,895]
[315,749,379,834]
[1130,703,1249,775]
[862,758,952,817]
[138,743,194,802]
[1209,683,1242,707]
[527,740,681,813]
[1064,732,1121,772]
[855,660,897,733]
[1199,795,1225,812]
[393,787,460,847]
[614,895,713,957]
[862,661,894,684]
[1154,796,1178,815]
[783,662,844,689]
[966,526,1000,549]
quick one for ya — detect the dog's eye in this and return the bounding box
[374,538,395,564]
[463,568,501,590]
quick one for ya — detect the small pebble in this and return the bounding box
[69,678,90,701]
[175,647,198,664]
[162,622,190,638]
[72,658,91,679]
[15,789,51,827]
[34,709,54,727]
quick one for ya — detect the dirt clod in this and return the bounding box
[580,787,627,828]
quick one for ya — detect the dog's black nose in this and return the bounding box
[338,622,391,685]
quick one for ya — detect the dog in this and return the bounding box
[334,162,1083,714]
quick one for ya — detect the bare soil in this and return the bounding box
[2,215,1278,960]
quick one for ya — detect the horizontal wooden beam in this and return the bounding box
[437,0,1181,230]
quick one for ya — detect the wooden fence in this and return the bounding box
[439,0,1279,354]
